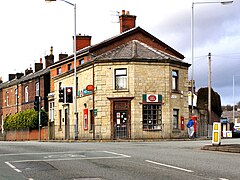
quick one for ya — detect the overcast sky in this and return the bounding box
[0,0,239,105]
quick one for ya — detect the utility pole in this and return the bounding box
[208,52,211,137]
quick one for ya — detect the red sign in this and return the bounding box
[86,85,94,91]
[148,95,157,102]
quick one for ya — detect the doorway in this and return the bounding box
[114,111,128,139]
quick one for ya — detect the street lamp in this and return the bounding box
[233,75,240,123]
[191,0,233,115]
[46,0,78,140]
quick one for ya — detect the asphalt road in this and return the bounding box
[0,139,239,180]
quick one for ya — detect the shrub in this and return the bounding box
[3,109,48,131]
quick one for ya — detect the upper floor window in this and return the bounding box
[36,82,39,96]
[68,63,72,70]
[57,67,62,75]
[5,92,9,106]
[172,70,178,91]
[79,59,84,65]
[25,86,28,102]
[15,89,18,105]
[115,68,127,90]
[173,109,179,129]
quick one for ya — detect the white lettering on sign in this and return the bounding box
[147,94,158,103]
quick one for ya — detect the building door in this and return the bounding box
[114,111,128,139]
[65,108,70,140]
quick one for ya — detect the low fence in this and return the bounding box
[3,127,48,141]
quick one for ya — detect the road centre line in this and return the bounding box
[145,160,194,173]
[103,151,131,158]
[5,162,22,173]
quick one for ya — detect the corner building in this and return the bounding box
[49,11,190,140]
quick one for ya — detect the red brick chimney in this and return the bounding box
[119,10,136,33]
[74,34,91,51]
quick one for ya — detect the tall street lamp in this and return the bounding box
[191,0,233,115]
[46,0,78,139]
[233,75,240,123]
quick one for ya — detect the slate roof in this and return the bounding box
[50,26,185,68]
[0,68,50,89]
[94,40,187,64]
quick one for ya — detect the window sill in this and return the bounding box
[143,129,162,131]
[113,89,129,93]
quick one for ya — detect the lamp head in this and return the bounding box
[220,1,233,5]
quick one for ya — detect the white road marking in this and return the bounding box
[9,155,130,163]
[43,154,86,158]
[103,151,131,158]
[5,162,22,173]
[146,160,194,173]
[219,178,229,180]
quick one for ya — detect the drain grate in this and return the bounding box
[12,161,57,171]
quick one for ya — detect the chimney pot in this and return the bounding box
[119,10,136,33]
[122,10,125,15]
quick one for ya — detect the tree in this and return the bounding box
[197,87,222,117]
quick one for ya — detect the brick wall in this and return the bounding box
[5,127,48,141]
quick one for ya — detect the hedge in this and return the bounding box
[3,109,48,131]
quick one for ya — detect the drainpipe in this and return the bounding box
[92,60,95,140]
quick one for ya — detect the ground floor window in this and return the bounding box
[173,109,179,129]
[142,104,162,130]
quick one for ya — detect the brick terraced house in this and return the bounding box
[0,54,54,133]
[48,10,190,140]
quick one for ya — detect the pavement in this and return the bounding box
[201,144,240,153]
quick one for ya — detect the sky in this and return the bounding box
[0,0,239,105]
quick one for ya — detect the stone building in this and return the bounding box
[49,10,190,140]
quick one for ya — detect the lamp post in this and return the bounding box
[233,75,240,123]
[46,0,78,140]
[191,0,233,115]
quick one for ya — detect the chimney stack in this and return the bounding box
[35,59,43,72]
[45,46,54,68]
[8,74,15,81]
[119,10,136,33]
[59,53,68,61]
[16,73,24,79]
[0,77,2,84]
[25,67,33,76]
[74,34,91,51]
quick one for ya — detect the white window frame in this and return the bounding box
[36,82,39,96]
[6,92,9,106]
[25,86,29,102]
[172,70,178,91]
[57,67,62,75]
[114,68,128,90]
[15,89,18,105]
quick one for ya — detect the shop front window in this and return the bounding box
[142,104,162,130]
